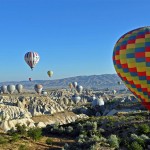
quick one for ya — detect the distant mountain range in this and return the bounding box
[0,74,125,90]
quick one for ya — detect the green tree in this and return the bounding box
[28,128,42,141]
[130,141,143,150]
[108,134,119,149]
[138,124,150,134]
[15,124,27,136]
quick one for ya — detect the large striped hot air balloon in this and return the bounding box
[24,52,40,70]
[113,26,150,110]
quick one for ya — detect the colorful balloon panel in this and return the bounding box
[113,26,150,110]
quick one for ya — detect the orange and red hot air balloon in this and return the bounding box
[113,26,150,110]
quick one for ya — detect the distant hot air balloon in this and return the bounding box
[24,52,40,70]
[92,96,96,101]
[7,85,16,94]
[68,83,73,89]
[34,84,43,94]
[118,81,122,85]
[112,90,117,95]
[72,94,81,104]
[47,71,53,77]
[113,26,150,110]
[1,85,7,94]
[29,78,32,82]
[72,82,78,88]
[41,90,48,96]
[76,85,83,93]
[92,97,104,107]
[16,84,23,93]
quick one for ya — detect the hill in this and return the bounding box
[0,74,124,90]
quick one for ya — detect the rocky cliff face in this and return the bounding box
[0,94,89,132]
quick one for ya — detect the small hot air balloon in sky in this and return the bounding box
[24,51,40,70]
[16,84,23,93]
[113,26,150,110]
[47,71,53,77]
[34,84,43,94]
[29,78,32,82]
[7,85,16,94]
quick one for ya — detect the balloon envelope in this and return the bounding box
[68,83,73,89]
[16,84,23,93]
[76,85,83,93]
[7,85,16,94]
[113,26,150,110]
[41,90,47,96]
[1,85,7,94]
[72,82,78,88]
[47,71,53,77]
[72,95,81,103]
[118,81,122,85]
[34,84,43,94]
[92,98,104,107]
[24,52,40,70]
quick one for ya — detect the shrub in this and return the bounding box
[15,124,27,136]
[130,141,143,150]
[138,124,150,134]
[0,136,8,144]
[66,126,73,134]
[108,134,119,149]
[64,143,69,149]
[7,127,15,136]
[18,144,28,150]
[11,133,20,142]
[140,134,149,140]
[28,128,42,141]
[89,143,100,150]
[46,138,53,145]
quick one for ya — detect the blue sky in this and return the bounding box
[0,0,150,81]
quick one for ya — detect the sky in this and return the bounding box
[0,0,150,81]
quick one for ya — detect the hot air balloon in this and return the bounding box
[34,84,43,94]
[76,85,83,93]
[29,78,32,82]
[1,85,7,94]
[118,81,122,85]
[47,71,53,77]
[72,82,78,88]
[16,84,23,93]
[92,96,96,101]
[68,83,73,89]
[7,85,16,94]
[113,26,150,110]
[24,52,40,70]
[72,94,81,104]
[41,90,48,96]
[92,97,104,107]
